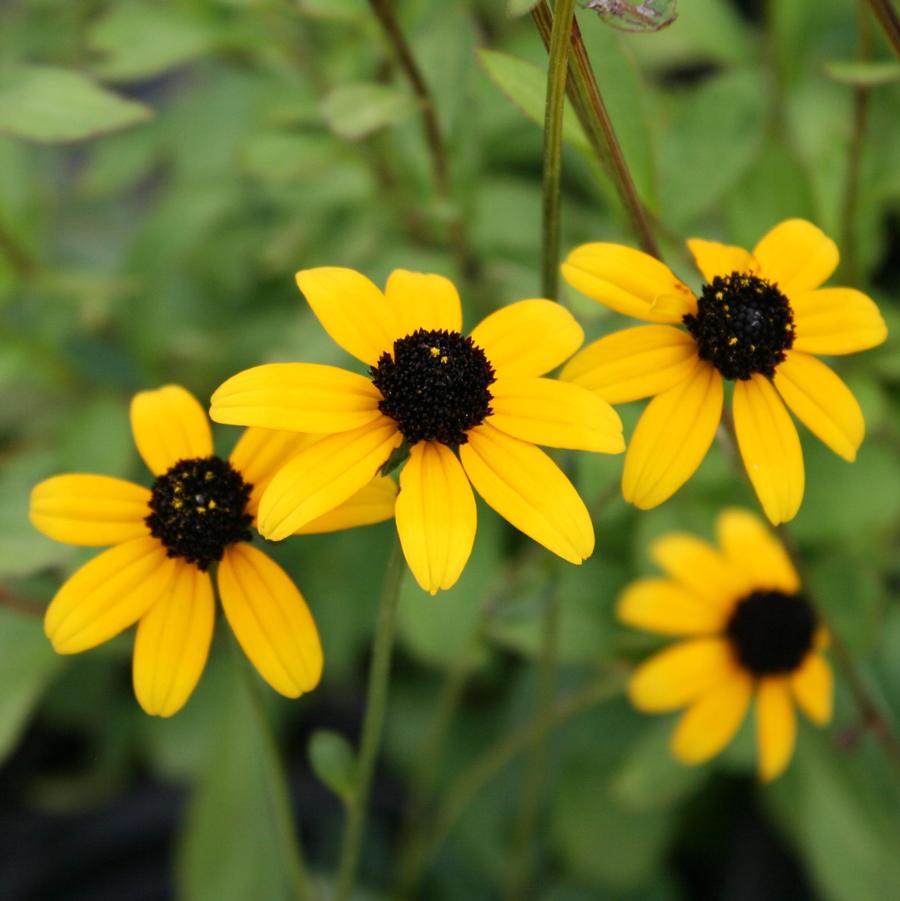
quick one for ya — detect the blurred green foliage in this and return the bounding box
[0,1,898,899]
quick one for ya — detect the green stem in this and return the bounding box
[334,537,406,901]
[865,0,900,58]
[532,2,659,257]
[398,671,627,896]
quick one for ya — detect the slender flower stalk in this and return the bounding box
[865,0,900,58]
[334,538,406,901]
[532,2,660,257]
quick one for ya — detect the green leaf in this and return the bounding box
[478,50,591,155]
[321,83,415,141]
[824,60,900,88]
[88,1,212,83]
[506,0,541,16]
[178,652,310,901]
[308,729,357,806]
[0,608,61,764]
[0,66,151,143]
[297,0,367,20]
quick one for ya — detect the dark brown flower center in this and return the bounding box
[147,456,252,571]
[683,273,795,380]
[370,328,495,446]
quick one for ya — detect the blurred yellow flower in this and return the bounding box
[561,219,887,524]
[210,268,625,594]
[30,385,397,717]
[619,509,832,782]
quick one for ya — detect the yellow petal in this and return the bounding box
[756,677,797,782]
[218,544,323,698]
[773,351,864,462]
[617,578,728,636]
[469,299,584,378]
[715,507,799,594]
[733,375,804,525]
[258,417,401,541]
[385,269,463,340]
[628,638,735,712]
[753,219,838,293]
[459,422,593,564]
[650,533,750,609]
[487,377,624,453]
[210,363,383,434]
[561,243,695,322]
[130,385,213,476]
[560,325,698,404]
[45,536,177,654]
[133,563,214,717]
[229,427,315,516]
[622,361,723,510]
[30,474,150,546]
[296,475,398,535]
[295,266,398,366]
[395,442,476,594]
[791,652,833,726]
[686,238,759,283]
[791,287,887,355]
[672,668,753,764]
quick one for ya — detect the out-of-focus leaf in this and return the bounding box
[89,1,212,83]
[178,651,309,901]
[297,0,367,20]
[659,68,768,225]
[0,66,151,143]
[825,60,900,87]
[478,50,591,155]
[0,608,61,764]
[308,729,357,806]
[321,83,415,141]
[507,0,541,16]
[241,132,340,182]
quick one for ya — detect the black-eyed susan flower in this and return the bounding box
[619,508,832,782]
[210,268,625,594]
[561,219,887,524]
[30,385,397,717]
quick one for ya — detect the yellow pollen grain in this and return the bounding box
[440,355,449,364]
[204,471,215,481]
[208,499,217,509]
[728,336,738,346]
[429,346,440,357]
[173,499,183,509]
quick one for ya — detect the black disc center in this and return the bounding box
[146,456,253,571]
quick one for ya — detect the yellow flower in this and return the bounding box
[210,268,625,594]
[619,509,832,782]
[29,385,397,717]
[561,219,887,523]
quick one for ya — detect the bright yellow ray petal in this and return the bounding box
[628,637,735,712]
[385,269,463,340]
[229,427,315,517]
[133,563,214,717]
[131,385,213,476]
[791,287,887,355]
[296,475,398,535]
[617,578,728,636]
[773,351,864,462]
[395,442,476,594]
[686,238,760,283]
[622,361,723,510]
[561,243,696,322]
[295,266,398,366]
[468,299,584,378]
[715,508,799,594]
[560,325,698,404]
[258,417,401,540]
[30,474,150,547]
[672,668,753,764]
[487,377,624,453]
[218,544,323,698]
[650,533,750,609]
[752,219,838,293]
[459,422,593,564]
[756,677,797,782]
[791,652,833,726]
[210,363,383,434]
[733,375,804,525]
[45,536,177,654]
